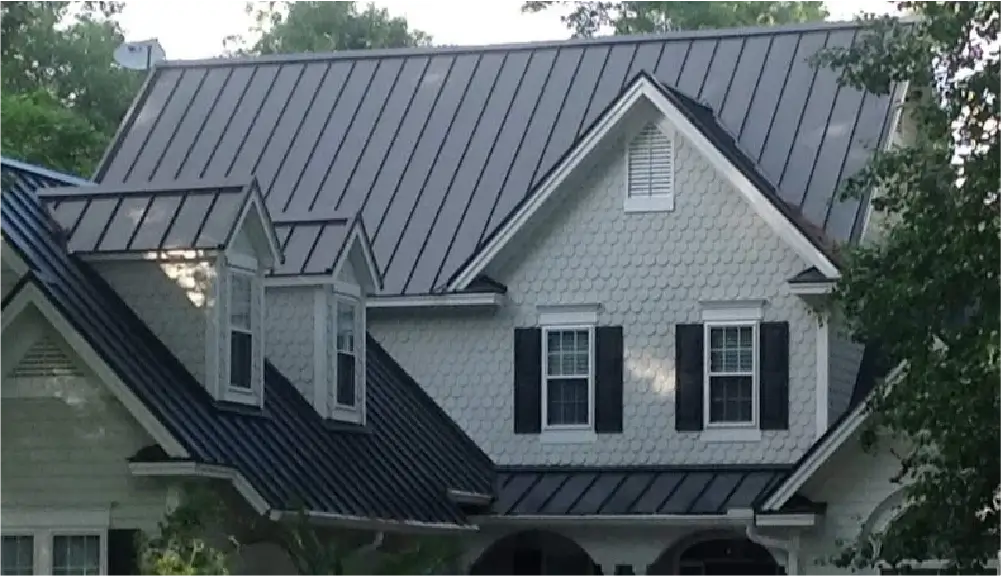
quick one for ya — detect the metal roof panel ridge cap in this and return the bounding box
[161,20,875,69]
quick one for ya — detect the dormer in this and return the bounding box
[266,213,380,424]
[38,178,282,408]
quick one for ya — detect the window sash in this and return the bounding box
[703,321,758,427]
[542,326,594,429]
[51,535,101,576]
[1,530,106,576]
[229,271,254,331]
[2,535,34,575]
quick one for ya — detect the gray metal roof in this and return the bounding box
[493,465,789,516]
[38,180,260,254]
[93,21,900,295]
[1,159,495,526]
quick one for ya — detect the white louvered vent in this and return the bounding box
[12,336,83,378]
[625,123,675,212]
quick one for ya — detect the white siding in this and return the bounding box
[265,287,317,402]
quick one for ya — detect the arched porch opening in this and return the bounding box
[648,529,784,575]
[469,529,602,575]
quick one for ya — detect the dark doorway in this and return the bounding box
[470,530,602,575]
[676,538,783,575]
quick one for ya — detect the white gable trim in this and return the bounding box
[448,76,840,291]
[1,280,189,459]
[330,223,382,295]
[366,291,505,309]
[227,183,282,270]
[761,360,908,511]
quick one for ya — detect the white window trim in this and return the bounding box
[224,265,262,406]
[623,120,676,213]
[700,302,765,438]
[540,324,596,440]
[330,291,365,424]
[2,509,109,575]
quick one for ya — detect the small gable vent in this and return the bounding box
[626,123,675,212]
[12,336,83,378]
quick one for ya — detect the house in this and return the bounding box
[1,19,937,575]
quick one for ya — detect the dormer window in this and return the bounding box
[335,300,357,407]
[625,122,674,213]
[330,290,365,423]
[229,271,254,391]
[223,258,263,406]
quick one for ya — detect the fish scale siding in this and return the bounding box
[370,132,818,466]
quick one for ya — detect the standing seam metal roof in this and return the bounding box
[1,159,494,525]
[92,21,901,295]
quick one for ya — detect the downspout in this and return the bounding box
[746,519,801,576]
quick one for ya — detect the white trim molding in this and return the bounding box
[700,300,765,433]
[788,282,834,296]
[540,323,596,437]
[537,303,601,326]
[128,461,271,516]
[472,508,755,528]
[448,75,840,291]
[2,240,29,277]
[1,281,189,458]
[816,315,830,438]
[367,291,505,310]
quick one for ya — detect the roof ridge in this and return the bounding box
[0,156,91,187]
[163,19,872,69]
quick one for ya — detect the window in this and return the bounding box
[2,536,33,575]
[51,535,100,576]
[625,122,674,212]
[705,323,756,425]
[543,327,593,427]
[335,300,357,407]
[229,271,254,391]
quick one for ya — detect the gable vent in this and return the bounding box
[12,336,83,378]
[627,123,674,200]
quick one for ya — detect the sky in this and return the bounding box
[115,1,898,62]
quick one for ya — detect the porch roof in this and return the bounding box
[492,465,791,517]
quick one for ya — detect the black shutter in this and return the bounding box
[513,328,542,434]
[759,321,790,430]
[675,324,704,431]
[108,529,141,575]
[595,326,624,433]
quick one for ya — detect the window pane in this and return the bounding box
[576,330,589,353]
[547,331,560,353]
[230,331,253,389]
[546,377,589,426]
[337,301,355,352]
[547,353,561,376]
[337,351,356,406]
[709,376,753,423]
[2,535,33,575]
[230,273,252,329]
[708,325,753,375]
[53,535,100,576]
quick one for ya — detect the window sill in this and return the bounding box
[224,386,260,407]
[700,427,762,443]
[540,428,596,444]
[330,405,363,424]
[624,196,674,213]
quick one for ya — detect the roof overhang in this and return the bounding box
[367,291,505,310]
[760,360,908,511]
[267,509,478,534]
[447,73,841,292]
[128,460,271,516]
[470,508,820,529]
[788,282,834,296]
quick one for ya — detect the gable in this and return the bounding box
[94,22,898,295]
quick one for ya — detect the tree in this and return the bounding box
[0,2,144,175]
[816,2,999,572]
[521,1,828,38]
[224,2,431,56]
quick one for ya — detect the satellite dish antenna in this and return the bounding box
[113,39,166,70]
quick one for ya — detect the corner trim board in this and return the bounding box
[816,317,829,438]
[447,75,840,291]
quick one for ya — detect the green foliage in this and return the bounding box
[0,1,144,175]
[139,488,234,575]
[0,90,105,175]
[816,2,1000,572]
[521,1,828,37]
[225,2,432,56]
